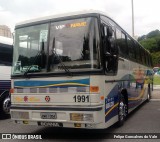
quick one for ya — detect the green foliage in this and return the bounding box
[138,30,160,66]
[140,38,157,52]
[147,29,160,38]
[153,75,160,85]
[151,51,160,66]
[140,36,160,52]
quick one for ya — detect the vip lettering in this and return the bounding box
[56,22,87,30]
[56,25,65,30]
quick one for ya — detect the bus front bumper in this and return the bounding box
[10,105,105,129]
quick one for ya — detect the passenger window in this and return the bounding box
[116,30,128,58]
[135,44,141,62]
[127,37,135,60]
[140,47,144,64]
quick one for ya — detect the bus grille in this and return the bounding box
[14,87,89,93]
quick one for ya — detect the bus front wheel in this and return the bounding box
[117,97,127,126]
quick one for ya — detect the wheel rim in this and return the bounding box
[3,98,11,114]
[119,101,126,121]
[147,93,150,100]
[147,87,151,100]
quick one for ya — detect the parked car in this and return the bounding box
[155,70,160,75]
[153,67,160,74]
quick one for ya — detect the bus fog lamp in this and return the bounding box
[15,120,21,124]
[11,111,29,119]
[74,123,81,128]
[70,113,93,121]
[23,120,29,124]
[85,123,95,128]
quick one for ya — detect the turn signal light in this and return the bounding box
[100,96,104,100]
[10,88,14,94]
[74,123,81,128]
[90,86,99,93]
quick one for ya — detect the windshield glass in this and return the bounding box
[12,23,48,74]
[12,17,100,75]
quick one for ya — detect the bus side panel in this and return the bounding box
[104,82,119,127]
[0,66,11,95]
[103,57,130,128]
[128,61,149,113]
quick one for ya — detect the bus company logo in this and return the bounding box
[45,96,50,102]
[55,22,87,30]
[24,96,28,102]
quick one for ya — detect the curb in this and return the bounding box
[153,85,160,89]
[150,99,160,101]
[153,87,160,91]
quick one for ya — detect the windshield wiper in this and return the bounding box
[48,38,73,76]
[24,41,45,77]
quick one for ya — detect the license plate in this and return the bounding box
[38,122,63,127]
[40,112,57,119]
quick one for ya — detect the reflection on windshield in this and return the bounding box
[12,17,100,75]
[22,65,41,72]
[48,17,100,72]
[12,24,48,74]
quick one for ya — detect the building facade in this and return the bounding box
[0,25,12,38]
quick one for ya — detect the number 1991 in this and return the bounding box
[73,95,89,103]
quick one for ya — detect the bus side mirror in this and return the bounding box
[103,26,113,38]
[101,24,113,37]
[107,27,113,37]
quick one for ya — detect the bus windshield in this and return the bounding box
[12,17,100,75]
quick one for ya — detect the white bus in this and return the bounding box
[0,36,13,115]
[10,10,153,129]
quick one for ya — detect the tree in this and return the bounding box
[146,29,160,38]
[138,29,160,66]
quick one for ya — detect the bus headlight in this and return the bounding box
[70,113,93,122]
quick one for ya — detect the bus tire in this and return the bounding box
[117,96,127,127]
[0,92,11,115]
[147,85,151,102]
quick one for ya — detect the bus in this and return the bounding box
[0,36,13,115]
[10,10,153,129]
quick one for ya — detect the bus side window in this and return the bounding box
[102,24,118,74]
[127,36,136,60]
[136,44,141,63]
[116,29,129,59]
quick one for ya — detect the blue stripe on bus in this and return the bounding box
[105,74,146,122]
[128,99,142,109]
[14,78,90,88]
[105,106,118,122]
[105,83,119,122]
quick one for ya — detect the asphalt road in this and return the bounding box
[0,89,160,142]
